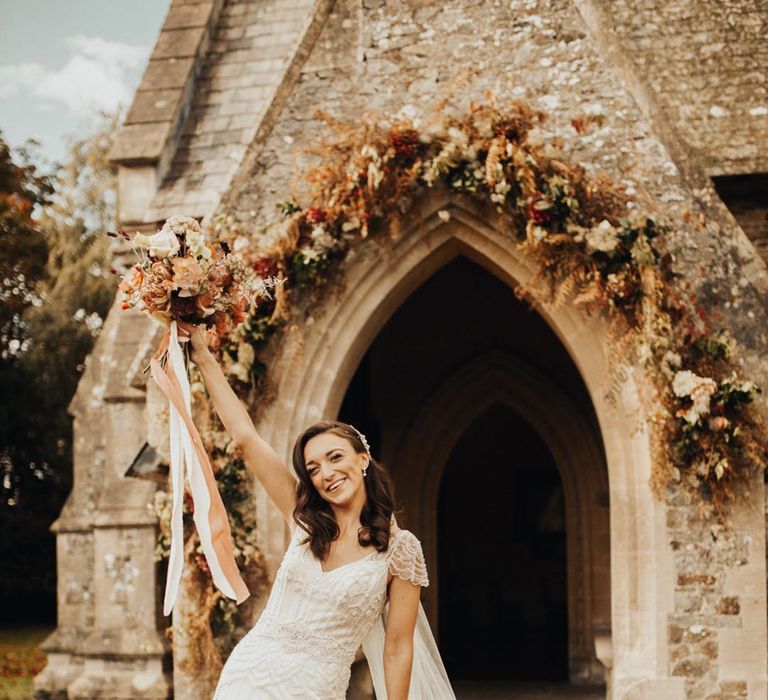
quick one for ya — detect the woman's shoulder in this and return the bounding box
[386,515,422,549]
[386,522,429,587]
[387,525,423,553]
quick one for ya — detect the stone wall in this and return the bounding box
[224,0,768,697]
[595,0,768,177]
[41,0,768,697]
[34,304,170,699]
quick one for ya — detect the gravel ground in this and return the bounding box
[454,681,606,700]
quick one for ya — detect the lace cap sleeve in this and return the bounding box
[388,530,429,587]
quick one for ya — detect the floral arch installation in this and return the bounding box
[151,97,768,642]
[212,98,766,519]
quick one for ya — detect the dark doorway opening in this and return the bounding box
[438,403,567,682]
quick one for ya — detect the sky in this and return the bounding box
[0,0,169,166]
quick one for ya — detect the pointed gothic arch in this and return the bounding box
[254,192,677,696]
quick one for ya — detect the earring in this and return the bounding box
[363,463,368,477]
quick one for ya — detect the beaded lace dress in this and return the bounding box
[212,523,432,699]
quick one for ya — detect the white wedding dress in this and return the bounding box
[212,522,453,699]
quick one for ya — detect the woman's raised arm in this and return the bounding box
[179,322,296,524]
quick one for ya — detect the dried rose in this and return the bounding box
[528,193,553,225]
[253,257,279,279]
[690,379,717,417]
[672,370,699,398]
[306,206,327,224]
[172,257,205,297]
[140,262,173,316]
[135,229,180,258]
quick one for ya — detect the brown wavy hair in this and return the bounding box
[291,420,395,561]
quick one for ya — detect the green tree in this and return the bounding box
[0,134,53,358]
[0,114,120,620]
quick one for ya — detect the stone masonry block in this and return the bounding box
[218,100,260,117]
[109,122,173,163]
[192,114,231,134]
[126,89,184,125]
[233,86,276,102]
[153,26,207,59]
[714,596,740,615]
[201,89,225,105]
[138,58,195,90]
[211,129,245,146]
[672,655,712,677]
[163,1,215,30]
[677,573,718,588]
[228,113,257,129]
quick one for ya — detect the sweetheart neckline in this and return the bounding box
[318,549,378,575]
[290,525,407,574]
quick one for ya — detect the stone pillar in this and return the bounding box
[35,305,171,699]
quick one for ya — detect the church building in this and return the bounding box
[35,0,768,698]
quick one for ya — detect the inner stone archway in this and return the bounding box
[438,404,568,682]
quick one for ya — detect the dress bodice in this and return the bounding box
[260,524,428,662]
[213,522,428,699]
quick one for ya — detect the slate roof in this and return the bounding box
[110,0,316,223]
[111,0,768,226]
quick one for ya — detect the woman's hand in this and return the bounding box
[177,320,210,365]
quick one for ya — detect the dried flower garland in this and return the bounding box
[135,98,768,617]
[218,98,765,516]
[133,98,765,649]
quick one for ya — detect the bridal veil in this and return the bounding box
[362,601,455,699]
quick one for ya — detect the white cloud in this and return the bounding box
[0,63,46,98]
[66,35,147,69]
[35,54,134,113]
[0,35,148,115]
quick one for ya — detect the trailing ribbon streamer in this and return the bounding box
[150,321,249,616]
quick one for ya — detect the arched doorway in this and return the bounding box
[261,194,677,696]
[438,404,568,682]
[338,255,608,685]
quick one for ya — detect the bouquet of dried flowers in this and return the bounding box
[113,215,283,616]
[115,215,282,338]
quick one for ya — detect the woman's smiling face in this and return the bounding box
[303,431,368,506]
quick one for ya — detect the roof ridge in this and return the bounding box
[141,0,333,224]
[213,0,336,219]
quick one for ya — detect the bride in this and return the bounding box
[178,322,455,699]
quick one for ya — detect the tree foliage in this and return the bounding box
[0,114,120,619]
[0,135,53,358]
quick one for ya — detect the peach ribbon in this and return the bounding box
[150,321,249,615]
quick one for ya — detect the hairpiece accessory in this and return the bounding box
[349,424,370,476]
